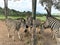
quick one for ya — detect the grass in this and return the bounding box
[0,15,5,19]
[56,17,60,19]
[0,15,46,21]
[0,15,60,22]
[0,15,26,19]
[36,16,46,22]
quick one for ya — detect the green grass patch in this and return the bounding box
[0,15,5,19]
[0,15,60,22]
[36,16,46,22]
[56,17,60,19]
[0,15,26,19]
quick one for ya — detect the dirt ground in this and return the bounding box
[0,20,57,45]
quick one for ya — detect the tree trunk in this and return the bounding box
[31,20,37,45]
[32,0,37,19]
[48,4,51,16]
[46,2,52,16]
[31,0,37,45]
[4,0,8,19]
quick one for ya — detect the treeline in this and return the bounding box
[0,7,32,17]
[0,7,47,17]
[0,7,60,17]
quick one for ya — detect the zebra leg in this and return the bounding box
[55,37,60,45]
[12,35,15,41]
[52,31,55,40]
[52,34,55,40]
[56,28,60,45]
[7,28,11,38]
[18,31,23,41]
[55,34,60,45]
[40,24,44,34]
[12,30,15,41]
[18,31,21,40]
[8,32,10,38]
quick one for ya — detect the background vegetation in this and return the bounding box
[0,7,60,22]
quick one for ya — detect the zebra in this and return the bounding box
[26,16,41,34]
[42,7,60,45]
[5,18,26,41]
[26,16,33,27]
[26,16,41,28]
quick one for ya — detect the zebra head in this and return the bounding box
[26,16,33,27]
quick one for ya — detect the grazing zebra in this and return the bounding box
[43,7,60,45]
[5,18,26,41]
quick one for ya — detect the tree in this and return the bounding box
[53,0,60,10]
[4,0,20,19]
[32,0,37,19]
[26,11,32,16]
[31,0,37,45]
[4,0,8,18]
[39,0,53,16]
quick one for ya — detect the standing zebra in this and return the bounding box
[43,7,60,45]
[5,18,26,41]
[26,16,41,34]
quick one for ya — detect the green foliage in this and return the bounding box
[37,16,46,22]
[0,15,60,22]
[0,7,32,17]
[0,7,60,21]
[0,7,4,15]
